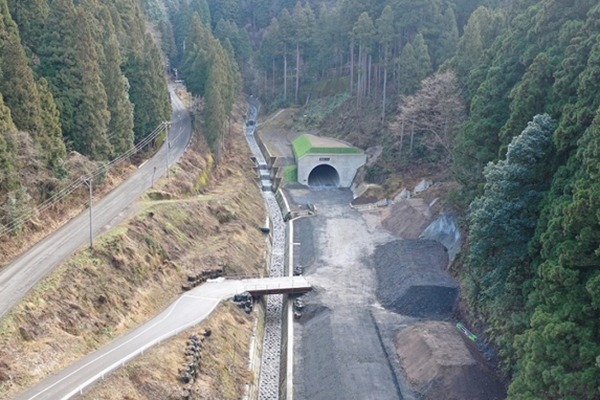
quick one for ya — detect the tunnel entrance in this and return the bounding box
[308,164,340,187]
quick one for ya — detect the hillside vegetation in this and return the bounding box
[0,0,171,256]
[1,0,599,398]
[0,109,265,398]
[170,0,599,397]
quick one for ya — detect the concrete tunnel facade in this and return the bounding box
[293,134,367,188]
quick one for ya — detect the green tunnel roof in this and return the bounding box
[292,134,363,159]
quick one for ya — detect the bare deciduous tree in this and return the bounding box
[391,71,466,157]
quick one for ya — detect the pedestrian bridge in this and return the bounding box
[242,276,312,296]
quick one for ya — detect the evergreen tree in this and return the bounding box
[204,66,226,157]
[279,8,294,102]
[450,6,506,87]
[6,0,48,54]
[206,0,239,28]
[85,0,135,156]
[214,18,252,66]
[377,4,394,121]
[413,33,433,81]
[167,0,210,68]
[467,114,555,368]
[499,52,555,153]
[291,1,316,104]
[352,11,375,103]
[0,0,43,135]
[115,0,171,141]
[39,0,111,159]
[258,16,283,98]
[396,42,420,95]
[37,78,66,171]
[434,6,459,66]
[181,13,212,97]
[0,92,18,192]
[72,5,112,158]
[510,108,600,399]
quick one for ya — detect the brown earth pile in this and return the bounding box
[0,104,266,399]
[396,321,506,400]
[381,198,432,238]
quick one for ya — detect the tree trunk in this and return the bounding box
[272,58,275,98]
[350,40,354,94]
[399,118,404,154]
[283,44,288,102]
[295,41,300,104]
[367,54,372,97]
[410,121,415,156]
[356,44,361,106]
[382,65,387,122]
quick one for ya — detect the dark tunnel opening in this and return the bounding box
[308,164,340,187]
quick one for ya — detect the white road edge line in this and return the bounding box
[25,294,220,400]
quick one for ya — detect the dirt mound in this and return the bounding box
[396,321,506,400]
[373,239,458,318]
[381,198,432,238]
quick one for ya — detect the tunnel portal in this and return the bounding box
[308,164,340,187]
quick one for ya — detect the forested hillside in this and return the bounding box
[1,0,599,398]
[0,0,171,240]
[154,0,598,398]
[455,2,600,398]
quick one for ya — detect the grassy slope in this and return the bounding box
[0,103,266,399]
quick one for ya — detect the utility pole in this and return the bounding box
[165,121,170,178]
[82,177,93,249]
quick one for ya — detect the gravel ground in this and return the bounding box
[289,186,403,400]
[372,239,458,319]
[286,181,506,400]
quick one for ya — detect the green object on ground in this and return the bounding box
[456,322,478,341]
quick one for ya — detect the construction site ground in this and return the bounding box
[288,185,505,400]
[256,104,505,399]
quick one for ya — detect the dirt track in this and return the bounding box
[289,186,403,400]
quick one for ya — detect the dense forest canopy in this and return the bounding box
[0,0,173,237]
[0,0,599,398]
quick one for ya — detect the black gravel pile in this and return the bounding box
[373,239,458,318]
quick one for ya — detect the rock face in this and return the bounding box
[420,213,462,263]
[373,239,458,318]
[413,179,432,193]
[395,321,506,400]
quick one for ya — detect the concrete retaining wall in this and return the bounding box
[245,302,266,400]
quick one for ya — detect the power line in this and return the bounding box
[0,122,169,238]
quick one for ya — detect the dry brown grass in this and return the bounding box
[0,104,266,399]
[77,302,253,400]
[0,146,138,267]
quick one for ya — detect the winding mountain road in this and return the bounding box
[0,85,192,320]
[14,276,310,399]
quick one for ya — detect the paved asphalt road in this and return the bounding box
[15,277,310,399]
[0,85,192,320]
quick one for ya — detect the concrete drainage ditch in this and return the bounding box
[244,103,287,400]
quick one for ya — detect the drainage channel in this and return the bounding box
[245,103,285,400]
